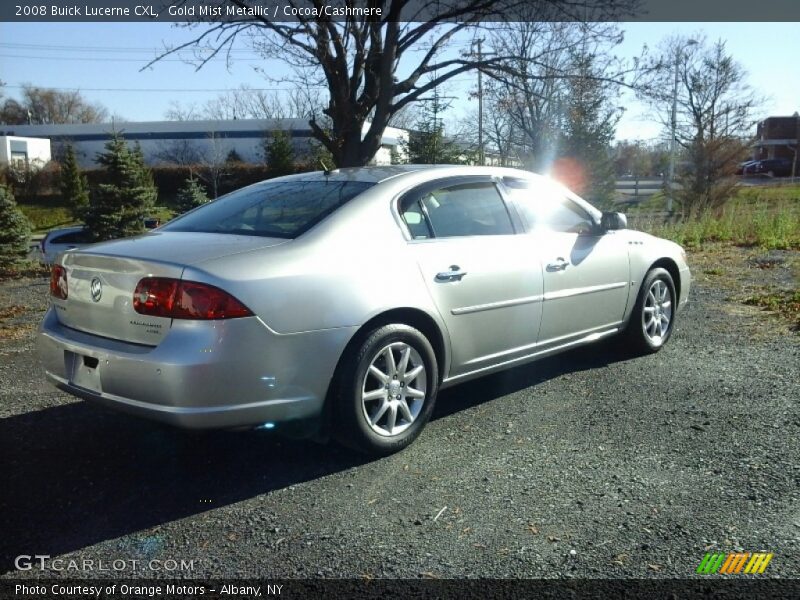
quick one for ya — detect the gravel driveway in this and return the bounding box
[1,252,798,580]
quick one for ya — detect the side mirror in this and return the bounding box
[601,211,627,231]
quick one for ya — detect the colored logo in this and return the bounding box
[697,552,773,574]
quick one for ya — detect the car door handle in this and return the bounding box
[546,258,569,272]
[435,265,467,282]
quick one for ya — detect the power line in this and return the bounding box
[0,53,263,63]
[0,42,259,55]
[3,84,326,93]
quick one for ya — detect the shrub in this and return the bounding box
[84,133,157,241]
[174,176,210,215]
[0,184,32,267]
[263,130,296,176]
[60,144,89,221]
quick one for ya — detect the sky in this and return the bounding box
[1,21,798,142]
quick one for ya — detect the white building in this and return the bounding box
[0,135,51,169]
[0,119,408,168]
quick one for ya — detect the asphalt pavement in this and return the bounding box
[0,271,798,579]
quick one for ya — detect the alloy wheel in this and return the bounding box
[361,342,427,437]
[642,279,673,346]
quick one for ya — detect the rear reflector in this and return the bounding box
[50,265,68,299]
[133,277,253,320]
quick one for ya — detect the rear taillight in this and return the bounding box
[50,265,68,299]
[133,278,253,320]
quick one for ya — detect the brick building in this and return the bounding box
[752,114,799,173]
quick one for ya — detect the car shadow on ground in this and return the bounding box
[0,340,631,574]
[432,339,631,420]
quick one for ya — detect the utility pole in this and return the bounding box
[476,38,484,167]
[466,39,494,166]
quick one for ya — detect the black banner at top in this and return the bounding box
[2,0,800,22]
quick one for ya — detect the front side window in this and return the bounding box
[401,182,514,239]
[503,178,597,235]
[162,180,374,238]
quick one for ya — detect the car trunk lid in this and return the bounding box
[54,232,288,345]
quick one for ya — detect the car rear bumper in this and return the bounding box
[37,308,356,429]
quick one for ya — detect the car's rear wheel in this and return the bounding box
[623,267,677,355]
[332,324,438,455]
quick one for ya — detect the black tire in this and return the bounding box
[332,324,439,455]
[623,267,677,355]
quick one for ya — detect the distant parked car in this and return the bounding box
[743,159,794,177]
[40,226,94,264]
[735,160,757,175]
[41,218,162,263]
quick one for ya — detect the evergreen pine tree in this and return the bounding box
[60,144,89,221]
[174,176,210,215]
[407,90,463,164]
[0,184,32,267]
[390,145,406,165]
[558,52,619,208]
[85,133,157,241]
[308,138,335,171]
[132,142,158,205]
[225,149,244,163]
[264,130,295,176]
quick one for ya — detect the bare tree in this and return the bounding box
[387,103,421,131]
[164,100,202,121]
[197,132,233,198]
[638,36,759,214]
[0,98,27,125]
[1,85,108,125]
[483,20,627,171]
[613,140,669,178]
[149,0,638,167]
[153,139,205,165]
[164,85,319,122]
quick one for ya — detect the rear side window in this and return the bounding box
[162,180,374,238]
[401,182,514,239]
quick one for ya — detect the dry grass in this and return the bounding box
[688,244,799,333]
[744,289,800,331]
[635,185,800,251]
[0,305,26,320]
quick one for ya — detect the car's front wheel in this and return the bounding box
[333,324,438,455]
[623,267,677,354]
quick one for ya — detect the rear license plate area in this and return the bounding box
[66,350,102,393]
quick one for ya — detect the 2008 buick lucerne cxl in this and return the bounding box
[38,165,690,455]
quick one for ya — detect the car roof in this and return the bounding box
[270,164,542,185]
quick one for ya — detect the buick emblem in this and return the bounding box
[90,277,103,303]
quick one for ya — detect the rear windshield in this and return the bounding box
[162,180,374,238]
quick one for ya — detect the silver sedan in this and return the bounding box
[38,165,690,454]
